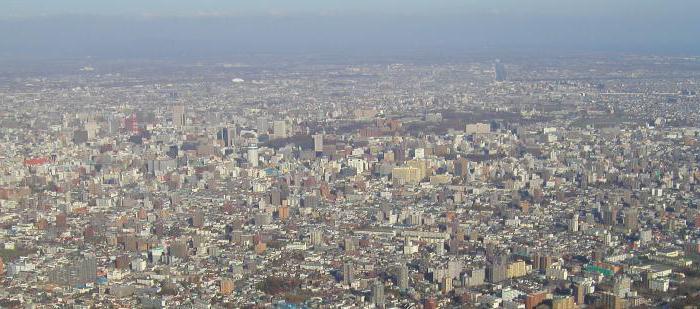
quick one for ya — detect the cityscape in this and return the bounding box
[1,1,700,309]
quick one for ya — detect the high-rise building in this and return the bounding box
[343,261,354,286]
[310,229,323,246]
[442,276,453,294]
[574,281,591,305]
[487,259,508,283]
[463,267,485,286]
[494,60,507,82]
[551,296,575,309]
[398,263,409,290]
[569,214,579,232]
[256,117,269,133]
[603,206,618,226]
[601,292,625,309]
[372,279,385,308]
[624,208,639,230]
[613,275,631,297]
[525,291,547,309]
[278,206,289,220]
[313,134,324,153]
[247,144,259,168]
[273,120,287,139]
[218,127,233,147]
[220,278,235,295]
[343,237,356,252]
[48,254,96,287]
[77,255,97,285]
[506,260,527,278]
[172,105,186,128]
[392,166,422,185]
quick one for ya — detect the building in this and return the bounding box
[372,279,385,308]
[310,229,323,246]
[247,144,259,167]
[273,120,287,139]
[494,60,507,82]
[601,292,625,309]
[573,282,588,305]
[172,105,186,128]
[525,291,547,309]
[48,254,97,287]
[624,208,639,230]
[507,260,527,278]
[603,206,618,227]
[613,275,631,297]
[487,261,508,283]
[441,276,453,294]
[398,264,409,290]
[343,261,354,286]
[392,167,422,185]
[463,267,485,287]
[551,296,575,309]
[313,134,324,153]
[465,123,491,135]
[220,278,235,295]
[569,214,579,232]
[218,127,234,147]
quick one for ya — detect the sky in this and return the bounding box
[1,0,699,60]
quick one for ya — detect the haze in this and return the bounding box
[1,0,699,61]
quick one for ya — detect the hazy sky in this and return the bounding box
[3,0,698,18]
[1,0,699,60]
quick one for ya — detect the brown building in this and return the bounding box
[423,297,437,309]
[255,242,267,254]
[278,206,290,220]
[526,291,548,309]
[220,278,235,295]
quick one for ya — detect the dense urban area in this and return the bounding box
[0,54,700,308]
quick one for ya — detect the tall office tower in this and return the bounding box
[343,238,356,252]
[256,117,269,134]
[273,120,287,139]
[494,60,507,82]
[313,134,324,153]
[601,292,625,309]
[77,254,97,285]
[486,258,508,283]
[125,113,139,134]
[220,278,235,295]
[613,275,631,297]
[442,276,453,294]
[85,121,99,139]
[573,281,591,305]
[218,127,233,147]
[569,214,579,232]
[372,279,385,308]
[398,263,409,290]
[172,105,186,128]
[603,206,618,227]
[247,144,259,168]
[624,208,639,230]
[310,229,323,246]
[343,261,354,286]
